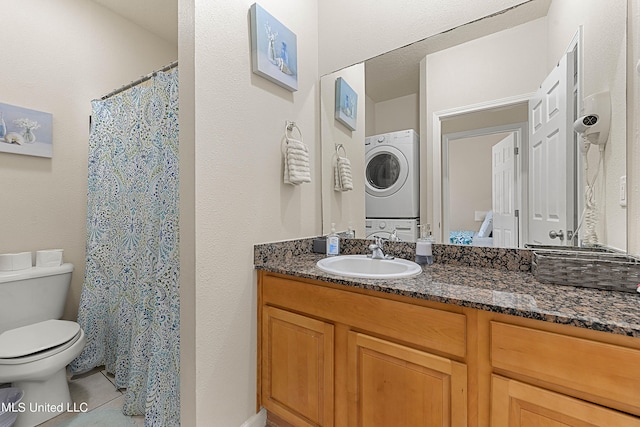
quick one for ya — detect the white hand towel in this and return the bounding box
[334,156,353,191]
[283,137,311,185]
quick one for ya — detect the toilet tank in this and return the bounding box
[0,263,74,334]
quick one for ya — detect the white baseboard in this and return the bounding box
[240,408,266,427]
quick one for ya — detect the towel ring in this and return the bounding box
[285,120,303,141]
[335,144,347,158]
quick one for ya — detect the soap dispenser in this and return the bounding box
[345,222,355,239]
[415,224,434,265]
[326,223,340,256]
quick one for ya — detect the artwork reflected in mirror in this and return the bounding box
[335,77,358,131]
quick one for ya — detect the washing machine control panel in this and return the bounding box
[365,134,390,146]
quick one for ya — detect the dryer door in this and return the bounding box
[365,145,409,198]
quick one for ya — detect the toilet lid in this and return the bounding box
[0,320,80,358]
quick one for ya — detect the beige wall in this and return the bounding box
[365,95,376,136]
[371,94,420,136]
[187,0,320,425]
[317,0,530,75]
[0,0,176,321]
[441,104,529,135]
[448,134,505,231]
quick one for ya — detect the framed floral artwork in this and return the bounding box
[250,3,298,92]
[335,77,357,131]
[0,102,53,158]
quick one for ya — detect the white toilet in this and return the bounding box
[0,263,86,427]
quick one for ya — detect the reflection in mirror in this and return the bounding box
[320,0,627,252]
[442,107,528,248]
[320,65,366,236]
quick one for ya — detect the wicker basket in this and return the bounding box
[526,244,615,253]
[532,250,640,293]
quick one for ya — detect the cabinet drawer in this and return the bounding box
[491,322,640,414]
[263,274,466,358]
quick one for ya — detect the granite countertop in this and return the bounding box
[254,238,640,338]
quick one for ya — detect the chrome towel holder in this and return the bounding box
[285,120,302,141]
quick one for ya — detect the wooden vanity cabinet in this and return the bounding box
[257,271,640,427]
[258,272,468,427]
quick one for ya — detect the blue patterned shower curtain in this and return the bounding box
[71,67,180,426]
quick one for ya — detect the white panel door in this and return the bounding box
[528,53,574,245]
[492,133,517,248]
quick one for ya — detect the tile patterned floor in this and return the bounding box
[36,367,144,426]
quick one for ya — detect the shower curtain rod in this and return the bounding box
[98,60,178,101]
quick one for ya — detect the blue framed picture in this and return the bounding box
[250,3,298,92]
[335,77,357,131]
[0,102,53,158]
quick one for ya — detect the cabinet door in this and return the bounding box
[348,331,467,427]
[491,375,640,427]
[262,306,334,427]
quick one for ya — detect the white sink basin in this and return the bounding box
[316,255,422,279]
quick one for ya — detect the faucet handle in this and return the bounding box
[375,236,384,248]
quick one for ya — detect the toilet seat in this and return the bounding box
[0,320,81,364]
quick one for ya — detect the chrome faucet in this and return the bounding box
[368,237,394,260]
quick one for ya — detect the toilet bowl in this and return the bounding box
[0,320,86,427]
[0,262,86,427]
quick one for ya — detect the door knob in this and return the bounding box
[549,230,564,241]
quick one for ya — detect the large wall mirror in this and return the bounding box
[320,0,627,252]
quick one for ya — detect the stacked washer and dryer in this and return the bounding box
[365,129,420,242]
